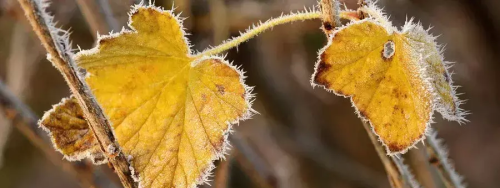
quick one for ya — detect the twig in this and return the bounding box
[95,0,120,31]
[16,0,136,187]
[392,156,421,188]
[75,0,110,38]
[0,80,97,188]
[407,147,439,187]
[76,0,120,38]
[231,133,277,188]
[214,157,231,188]
[425,129,465,188]
[208,0,229,44]
[172,0,192,29]
[361,121,419,188]
[320,0,340,34]
[75,1,124,185]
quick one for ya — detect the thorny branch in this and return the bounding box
[0,80,98,188]
[425,129,465,188]
[361,121,419,188]
[16,0,137,187]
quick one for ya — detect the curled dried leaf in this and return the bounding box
[40,96,106,164]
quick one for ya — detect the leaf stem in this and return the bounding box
[425,129,465,188]
[16,0,137,187]
[361,121,420,188]
[193,11,320,58]
[193,10,360,58]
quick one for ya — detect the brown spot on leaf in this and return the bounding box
[201,94,207,102]
[359,110,368,118]
[314,60,332,88]
[98,38,113,46]
[393,105,400,112]
[216,84,225,95]
[139,65,150,72]
[387,143,405,152]
[336,90,345,96]
[392,89,401,98]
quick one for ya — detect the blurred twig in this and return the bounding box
[76,0,120,38]
[208,0,229,44]
[0,21,45,167]
[231,134,277,188]
[392,156,421,188]
[171,0,192,29]
[407,146,439,188]
[361,121,419,188]
[96,0,120,31]
[213,156,231,188]
[16,0,136,187]
[425,129,465,188]
[266,115,387,187]
[0,80,97,188]
[75,0,109,38]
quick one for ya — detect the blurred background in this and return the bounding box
[0,0,499,187]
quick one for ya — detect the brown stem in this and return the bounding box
[361,121,419,188]
[0,80,97,188]
[320,0,340,34]
[16,0,137,187]
[214,157,231,188]
[231,133,277,188]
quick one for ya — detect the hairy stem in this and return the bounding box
[193,11,320,58]
[193,10,360,58]
[16,0,136,187]
[425,129,465,188]
[392,156,421,188]
[362,121,420,188]
[0,80,98,188]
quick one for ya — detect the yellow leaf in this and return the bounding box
[46,5,252,188]
[39,96,106,164]
[312,17,463,154]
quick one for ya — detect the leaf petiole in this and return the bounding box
[193,10,360,58]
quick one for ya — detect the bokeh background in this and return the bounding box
[0,0,499,187]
